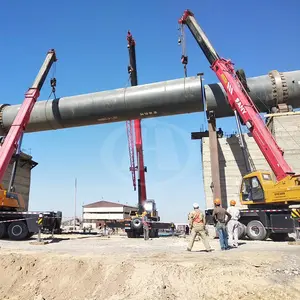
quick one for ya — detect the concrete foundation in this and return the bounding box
[202,112,300,209]
[1,152,37,210]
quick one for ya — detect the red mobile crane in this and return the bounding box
[126,31,147,212]
[123,31,162,238]
[179,10,300,241]
[0,50,62,240]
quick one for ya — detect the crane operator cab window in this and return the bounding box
[241,177,264,202]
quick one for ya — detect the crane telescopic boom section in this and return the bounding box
[0,49,57,183]
[127,31,147,211]
[179,9,294,181]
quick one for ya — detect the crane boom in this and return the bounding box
[126,119,136,191]
[127,31,147,212]
[0,49,57,183]
[179,10,294,181]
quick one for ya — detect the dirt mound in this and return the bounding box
[0,252,299,300]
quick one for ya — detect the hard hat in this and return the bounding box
[230,199,236,206]
[214,198,221,205]
[193,203,199,209]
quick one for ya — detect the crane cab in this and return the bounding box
[143,199,160,221]
[240,170,300,207]
[240,171,275,206]
[0,184,25,211]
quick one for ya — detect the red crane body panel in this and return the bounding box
[134,119,147,202]
[212,59,294,181]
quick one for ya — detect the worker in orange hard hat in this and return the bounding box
[214,198,221,205]
[212,198,231,250]
[227,199,241,248]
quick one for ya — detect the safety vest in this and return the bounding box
[193,211,203,224]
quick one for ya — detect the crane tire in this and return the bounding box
[149,230,156,238]
[7,221,29,240]
[246,220,267,241]
[270,233,289,242]
[0,223,7,239]
[238,223,246,239]
[131,218,142,230]
[26,232,35,239]
[127,231,133,238]
[127,231,137,238]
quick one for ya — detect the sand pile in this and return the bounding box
[0,251,299,300]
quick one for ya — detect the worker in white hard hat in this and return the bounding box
[187,203,212,252]
[226,200,240,247]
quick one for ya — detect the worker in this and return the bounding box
[212,198,231,250]
[185,225,190,235]
[171,223,175,237]
[142,211,149,240]
[187,203,212,252]
[227,200,240,248]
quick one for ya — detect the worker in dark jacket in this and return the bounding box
[142,211,149,240]
[185,225,190,235]
[212,198,231,250]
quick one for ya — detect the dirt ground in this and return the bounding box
[0,234,299,300]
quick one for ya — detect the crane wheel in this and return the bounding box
[26,232,35,239]
[131,217,142,230]
[269,233,289,242]
[0,223,7,239]
[246,220,267,241]
[127,231,136,238]
[7,221,29,240]
[238,223,246,240]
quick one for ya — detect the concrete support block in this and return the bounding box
[1,152,37,210]
[202,113,300,209]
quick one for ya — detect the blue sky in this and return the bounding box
[0,1,299,223]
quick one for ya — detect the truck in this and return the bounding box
[0,49,62,240]
[179,9,300,241]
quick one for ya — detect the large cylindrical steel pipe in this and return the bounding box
[0,70,299,135]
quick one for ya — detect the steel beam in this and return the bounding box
[207,111,223,207]
[0,70,299,135]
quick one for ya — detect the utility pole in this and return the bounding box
[74,178,77,230]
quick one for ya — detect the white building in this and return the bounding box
[82,200,137,229]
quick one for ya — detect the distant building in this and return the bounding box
[82,200,137,229]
